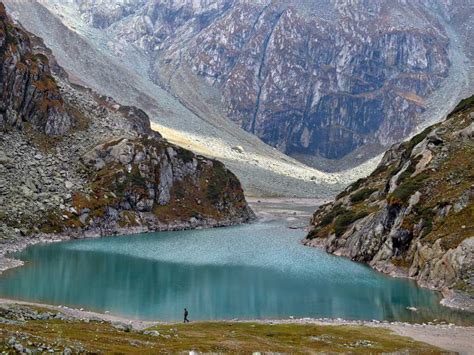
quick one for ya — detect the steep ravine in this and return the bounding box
[304,96,474,311]
[0,3,253,258]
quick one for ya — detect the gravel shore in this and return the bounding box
[1,298,473,354]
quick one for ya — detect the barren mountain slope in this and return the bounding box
[4,0,370,198]
[36,0,473,170]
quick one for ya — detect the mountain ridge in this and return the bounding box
[5,0,370,198]
[54,0,473,166]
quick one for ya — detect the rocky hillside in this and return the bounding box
[0,3,253,246]
[304,95,474,310]
[0,6,70,135]
[52,0,472,166]
[5,0,364,199]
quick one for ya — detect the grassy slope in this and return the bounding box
[0,317,444,353]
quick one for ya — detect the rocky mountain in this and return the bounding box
[3,0,364,199]
[0,2,253,247]
[0,8,71,136]
[304,95,474,311]
[39,0,473,168]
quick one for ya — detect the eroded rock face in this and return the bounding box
[77,137,253,234]
[70,0,463,160]
[0,3,71,135]
[186,2,450,159]
[304,96,474,308]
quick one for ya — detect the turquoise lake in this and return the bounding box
[1,221,472,324]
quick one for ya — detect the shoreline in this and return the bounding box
[0,216,253,275]
[0,297,473,354]
[1,196,314,276]
[2,197,472,312]
[1,197,473,351]
[301,237,474,314]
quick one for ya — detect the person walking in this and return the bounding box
[184,308,189,323]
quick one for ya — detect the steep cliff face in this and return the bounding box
[304,96,474,310]
[63,0,471,163]
[183,1,450,159]
[0,3,70,135]
[0,5,253,242]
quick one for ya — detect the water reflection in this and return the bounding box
[0,222,472,324]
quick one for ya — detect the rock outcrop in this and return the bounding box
[64,0,473,163]
[0,4,253,243]
[0,3,70,135]
[304,95,474,311]
[73,136,251,235]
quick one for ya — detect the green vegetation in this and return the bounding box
[22,123,63,152]
[4,22,19,46]
[424,204,474,252]
[319,204,349,227]
[350,188,377,203]
[206,161,228,203]
[307,99,474,297]
[334,210,369,237]
[396,155,422,185]
[451,94,474,115]
[175,147,195,163]
[336,178,366,199]
[404,128,432,158]
[111,165,147,198]
[413,205,435,237]
[387,172,429,206]
[118,211,139,228]
[386,129,430,182]
[0,315,443,354]
[38,211,64,234]
[101,138,124,150]
[309,204,371,239]
[391,257,412,268]
[33,53,49,63]
[64,101,91,132]
[371,163,389,177]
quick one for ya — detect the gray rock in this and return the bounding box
[143,330,160,337]
[14,343,24,352]
[454,188,473,212]
[0,150,11,165]
[454,122,474,139]
[21,186,33,198]
[112,322,132,332]
[231,146,245,154]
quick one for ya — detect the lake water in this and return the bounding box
[1,221,472,324]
